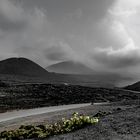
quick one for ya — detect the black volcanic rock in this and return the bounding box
[0,57,49,77]
[0,80,8,87]
[47,61,95,74]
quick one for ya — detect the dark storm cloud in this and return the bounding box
[45,47,68,61]
[91,48,140,68]
[0,0,26,31]
[86,0,140,72]
[1,0,140,79]
[0,15,26,31]
[44,42,77,61]
[45,50,67,61]
[1,0,115,67]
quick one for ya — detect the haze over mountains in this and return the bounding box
[0,0,139,89]
[47,61,95,75]
[0,57,133,87]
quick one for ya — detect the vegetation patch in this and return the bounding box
[0,84,139,112]
[0,112,98,140]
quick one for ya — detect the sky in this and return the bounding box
[0,0,140,80]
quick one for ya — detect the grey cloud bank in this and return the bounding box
[0,0,140,81]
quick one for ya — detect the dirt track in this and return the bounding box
[0,103,90,123]
[0,103,139,140]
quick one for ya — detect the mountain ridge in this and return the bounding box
[0,57,131,88]
[0,57,49,77]
[124,81,140,91]
[47,61,95,75]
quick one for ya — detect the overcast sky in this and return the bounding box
[0,0,140,79]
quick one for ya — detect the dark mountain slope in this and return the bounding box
[125,81,140,91]
[0,58,131,88]
[0,57,49,77]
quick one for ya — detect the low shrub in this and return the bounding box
[0,112,98,140]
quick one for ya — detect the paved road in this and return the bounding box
[0,103,90,123]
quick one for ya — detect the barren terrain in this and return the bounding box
[0,83,140,139]
[0,83,139,112]
[0,102,140,140]
[47,105,140,140]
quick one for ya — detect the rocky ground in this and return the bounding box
[47,104,140,140]
[0,102,140,140]
[0,83,139,112]
[0,83,140,139]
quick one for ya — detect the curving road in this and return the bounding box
[0,103,90,123]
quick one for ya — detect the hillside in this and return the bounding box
[0,58,131,88]
[0,83,139,112]
[125,81,140,91]
[47,61,95,75]
[0,57,49,77]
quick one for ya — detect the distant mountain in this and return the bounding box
[47,61,95,74]
[0,57,49,77]
[46,61,133,88]
[125,81,140,91]
[0,58,131,88]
